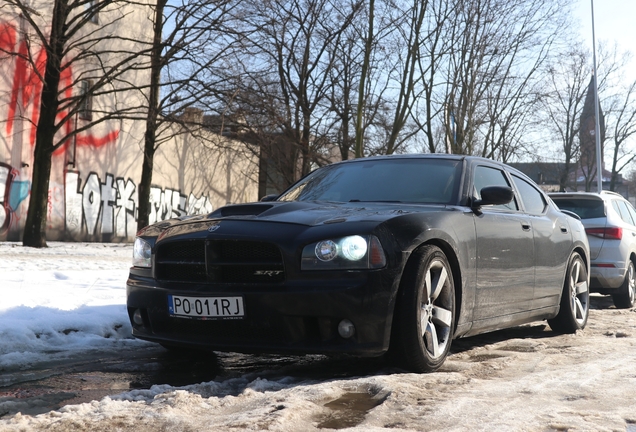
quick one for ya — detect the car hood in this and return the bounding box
[140,201,449,237]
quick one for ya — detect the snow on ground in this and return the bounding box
[2,241,636,431]
[0,242,149,376]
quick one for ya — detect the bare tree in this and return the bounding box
[136,0,244,230]
[540,48,589,191]
[598,49,636,192]
[327,0,397,160]
[228,0,363,191]
[442,0,573,160]
[607,78,636,191]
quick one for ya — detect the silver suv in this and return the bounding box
[549,191,636,308]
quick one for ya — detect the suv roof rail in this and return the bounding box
[600,190,624,198]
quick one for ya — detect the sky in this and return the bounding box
[574,0,636,58]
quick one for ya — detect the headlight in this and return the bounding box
[302,235,386,270]
[133,237,152,268]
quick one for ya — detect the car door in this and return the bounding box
[622,200,636,255]
[510,174,571,310]
[614,199,636,247]
[472,165,535,322]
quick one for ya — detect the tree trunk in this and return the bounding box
[22,0,68,248]
[354,0,373,159]
[136,0,166,231]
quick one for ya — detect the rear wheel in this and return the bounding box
[612,260,636,309]
[548,252,589,333]
[391,245,455,373]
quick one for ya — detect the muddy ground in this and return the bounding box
[1,294,636,431]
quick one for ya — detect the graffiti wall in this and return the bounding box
[64,171,212,240]
[0,162,29,236]
[0,12,259,242]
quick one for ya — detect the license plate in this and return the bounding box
[168,295,244,320]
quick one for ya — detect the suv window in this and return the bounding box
[614,200,635,225]
[511,175,546,215]
[550,197,605,219]
[626,202,636,226]
[473,165,518,211]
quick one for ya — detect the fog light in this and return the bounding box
[338,319,355,339]
[133,309,144,326]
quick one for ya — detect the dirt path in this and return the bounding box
[1,294,636,431]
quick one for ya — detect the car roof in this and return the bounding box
[548,191,625,201]
[327,153,518,169]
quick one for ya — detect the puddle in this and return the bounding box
[317,392,385,429]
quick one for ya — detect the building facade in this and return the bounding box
[0,2,258,242]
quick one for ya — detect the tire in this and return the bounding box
[612,260,636,309]
[548,252,589,333]
[391,245,455,373]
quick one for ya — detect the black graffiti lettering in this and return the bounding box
[64,171,211,240]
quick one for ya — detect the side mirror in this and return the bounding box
[472,186,514,208]
[260,194,279,202]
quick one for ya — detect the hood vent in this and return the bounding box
[210,204,274,217]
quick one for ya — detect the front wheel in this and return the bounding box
[548,252,589,333]
[391,245,455,373]
[612,260,635,309]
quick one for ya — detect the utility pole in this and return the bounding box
[591,0,603,193]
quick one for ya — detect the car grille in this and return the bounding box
[155,239,285,284]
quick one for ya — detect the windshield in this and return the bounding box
[278,158,461,204]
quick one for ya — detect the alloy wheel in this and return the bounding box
[568,257,589,325]
[420,259,453,360]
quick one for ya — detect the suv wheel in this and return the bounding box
[613,260,636,309]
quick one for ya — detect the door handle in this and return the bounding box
[560,226,569,234]
[521,223,531,231]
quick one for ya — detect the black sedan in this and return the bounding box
[126,154,590,372]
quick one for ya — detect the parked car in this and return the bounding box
[127,154,590,373]
[549,191,636,309]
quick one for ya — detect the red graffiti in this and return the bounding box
[0,22,16,53]
[75,130,120,148]
[2,21,118,154]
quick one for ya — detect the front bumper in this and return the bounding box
[126,270,396,357]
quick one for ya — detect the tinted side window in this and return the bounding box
[511,175,546,215]
[551,198,605,219]
[473,165,518,211]
[615,200,635,225]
